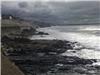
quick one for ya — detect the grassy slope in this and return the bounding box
[2,20,20,27]
[1,19,32,27]
[1,19,20,36]
[1,19,34,36]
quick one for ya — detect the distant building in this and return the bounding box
[9,16,13,20]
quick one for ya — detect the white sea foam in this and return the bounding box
[58,32,100,50]
[62,49,100,59]
[31,26,100,60]
[92,61,100,66]
[38,27,100,50]
[79,26,100,31]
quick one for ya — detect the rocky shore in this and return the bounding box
[2,36,100,75]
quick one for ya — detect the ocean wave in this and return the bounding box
[79,26,100,31]
[31,26,100,60]
[38,27,100,50]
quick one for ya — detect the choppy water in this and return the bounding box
[30,25,100,65]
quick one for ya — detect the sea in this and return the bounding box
[30,25,100,65]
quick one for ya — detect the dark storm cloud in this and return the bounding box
[18,2,28,8]
[2,1,100,24]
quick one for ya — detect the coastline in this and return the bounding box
[2,36,100,75]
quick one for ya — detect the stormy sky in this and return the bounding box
[1,1,100,24]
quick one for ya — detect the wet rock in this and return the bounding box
[2,36,99,75]
[36,31,49,35]
[74,67,87,74]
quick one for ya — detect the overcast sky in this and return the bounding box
[2,0,100,24]
[1,0,100,2]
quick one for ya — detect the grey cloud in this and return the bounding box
[18,2,28,8]
[1,1,100,24]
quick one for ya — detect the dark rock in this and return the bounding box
[2,36,98,75]
[37,31,49,35]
